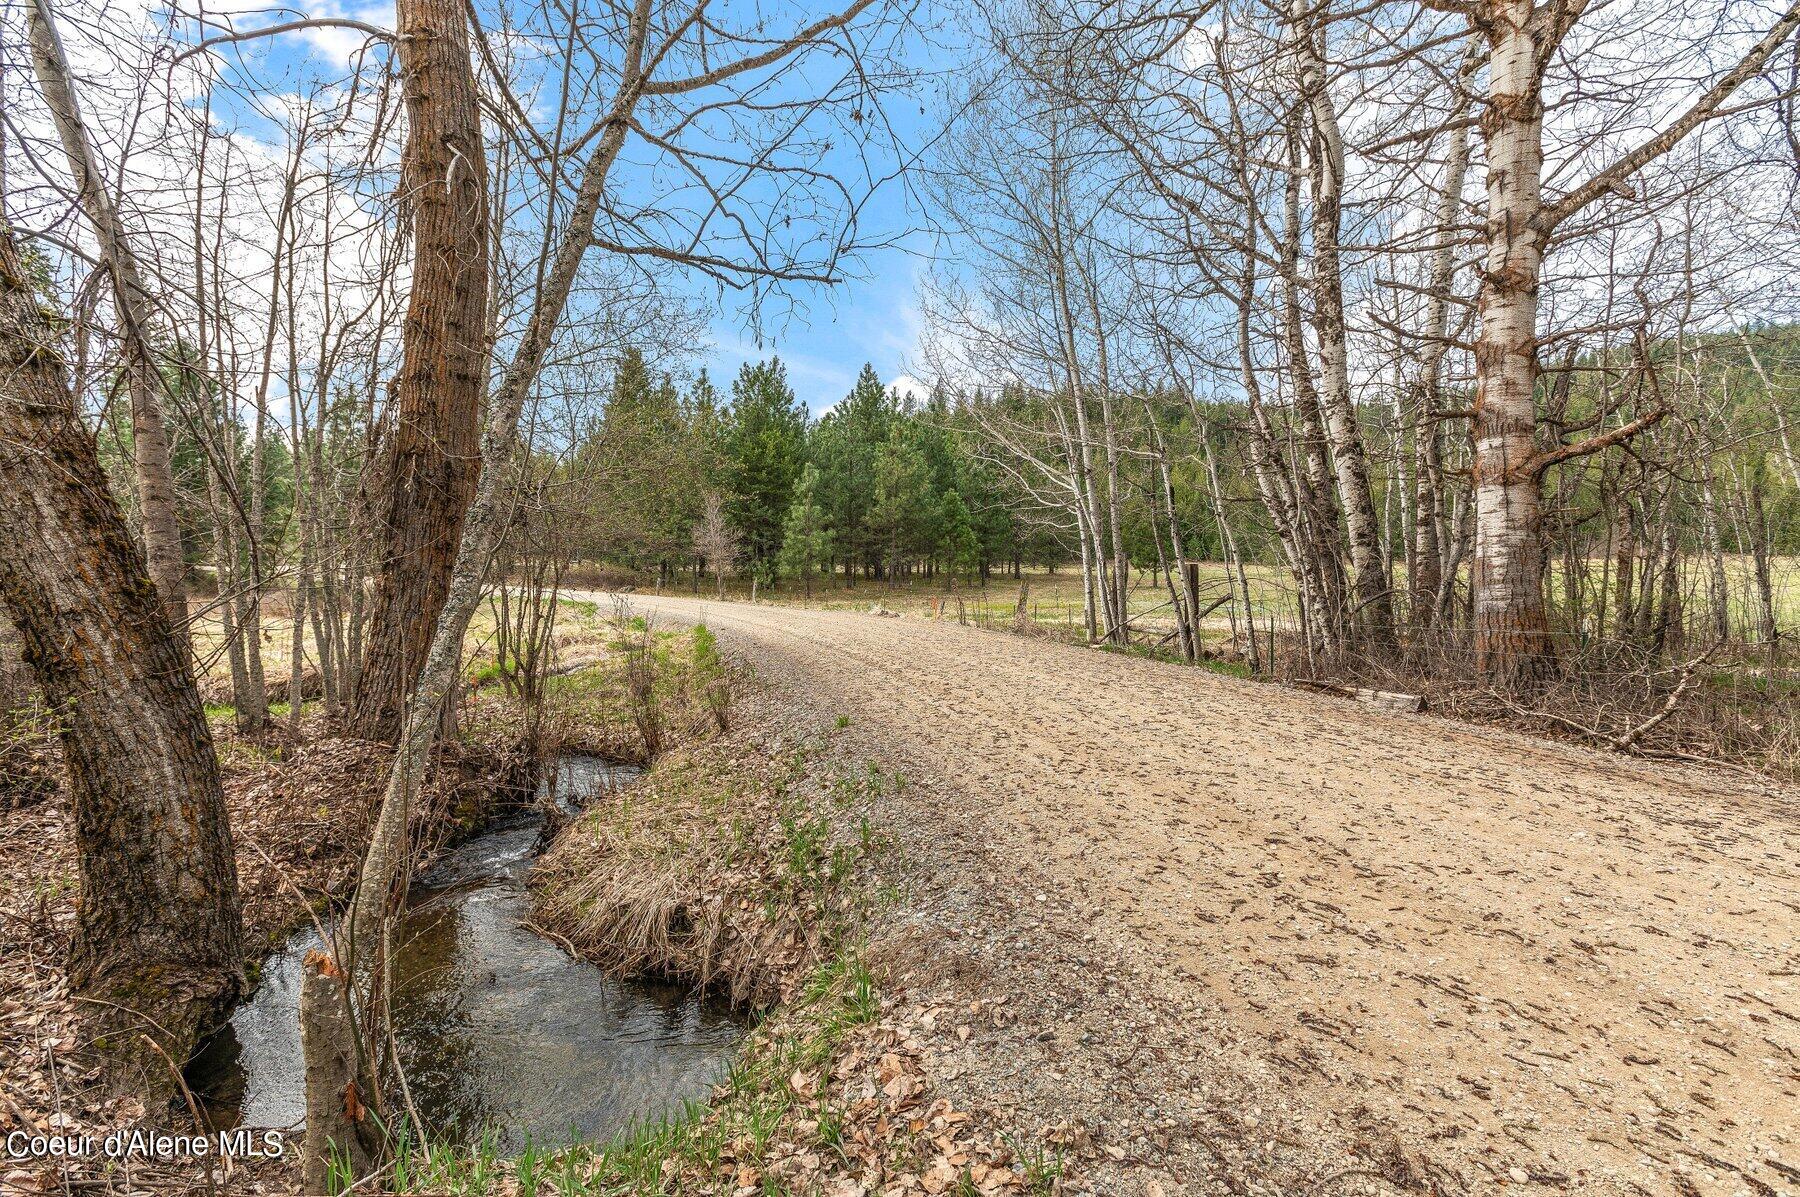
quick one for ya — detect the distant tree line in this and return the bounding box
[568,353,1064,591]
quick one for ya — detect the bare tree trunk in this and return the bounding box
[1142,404,1193,661]
[350,0,493,742]
[1438,456,1474,628]
[208,460,253,711]
[1698,459,1730,644]
[1466,0,1799,685]
[298,950,378,1195]
[1745,478,1778,665]
[1612,491,1637,642]
[1061,401,1113,646]
[191,128,257,722]
[1081,264,1129,635]
[1650,520,1683,658]
[240,139,307,735]
[1050,404,1099,642]
[1470,0,1556,686]
[1293,0,1394,652]
[27,0,189,643]
[304,46,647,1177]
[1043,136,1118,643]
[1410,56,1473,636]
[1218,233,1322,655]
[286,278,311,739]
[1201,420,1259,672]
[0,225,240,1098]
[1279,147,1349,644]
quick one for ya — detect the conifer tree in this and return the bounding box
[778,463,835,597]
[939,487,980,586]
[723,359,808,568]
[870,425,931,582]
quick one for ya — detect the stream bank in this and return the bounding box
[2,611,1070,1196]
[188,755,746,1155]
[0,715,528,1194]
[497,706,1063,1197]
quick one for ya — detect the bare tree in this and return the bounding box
[0,222,240,1100]
[25,0,191,641]
[693,489,741,598]
[349,0,493,742]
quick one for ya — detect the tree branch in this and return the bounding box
[172,17,392,64]
[1540,0,1800,230]
[1524,407,1667,478]
[639,0,880,96]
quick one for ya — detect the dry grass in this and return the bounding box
[1290,633,1800,780]
[691,555,1800,652]
[525,610,735,761]
[738,563,1292,641]
[528,603,868,1008]
[531,738,877,1009]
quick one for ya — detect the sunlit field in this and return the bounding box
[676,555,1800,647]
[183,554,1800,710]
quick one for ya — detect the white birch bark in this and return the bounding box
[1292,0,1393,651]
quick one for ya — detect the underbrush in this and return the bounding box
[0,696,60,808]
[532,605,737,764]
[1287,633,1800,779]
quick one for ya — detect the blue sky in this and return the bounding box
[697,238,933,415]
[144,0,960,417]
[674,12,960,415]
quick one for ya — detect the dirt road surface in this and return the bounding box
[603,594,1799,1196]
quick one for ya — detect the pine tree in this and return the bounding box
[939,488,980,586]
[684,369,726,480]
[777,463,834,597]
[586,348,696,576]
[870,426,931,582]
[812,364,895,580]
[723,359,808,568]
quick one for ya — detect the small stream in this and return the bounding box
[187,755,745,1152]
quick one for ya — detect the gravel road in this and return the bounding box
[597,593,1799,1196]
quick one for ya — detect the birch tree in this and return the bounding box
[1460,0,1800,685]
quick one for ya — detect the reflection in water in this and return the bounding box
[187,756,744,1152]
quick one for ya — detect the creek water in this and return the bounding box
[187,755,745,1152]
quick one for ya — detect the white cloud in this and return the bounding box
[885,373,929,403]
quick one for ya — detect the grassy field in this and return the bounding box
[737,556,1800,645]
[185,552,1800,706]
[697,563,1297,648]
[186,593,620,704]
